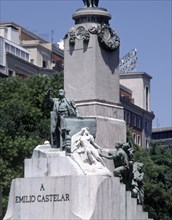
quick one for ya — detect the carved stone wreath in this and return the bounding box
[69,26,90,45]
[97,24,120,51]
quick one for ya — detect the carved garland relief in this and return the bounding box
[68,24,120,51]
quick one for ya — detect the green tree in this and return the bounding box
[127,126,172,219]
[134,142,172,220]
[0,73,63,216]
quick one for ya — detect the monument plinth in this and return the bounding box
[64,7,126,147]
[4,143,151,220]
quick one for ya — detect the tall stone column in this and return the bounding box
[64,7,126,148]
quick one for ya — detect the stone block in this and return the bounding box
[4,176,150,220]
[95,116,126,147]
[64,34,119,104]
[24,157,84,178]
[25,149,112,178]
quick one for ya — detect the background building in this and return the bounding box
[152,127,172,146]
[120,72,155,147]
[0,22,63,77]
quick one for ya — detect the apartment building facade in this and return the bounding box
[0,22,63,77]
[152,127,172,146]
[120,72,155,147]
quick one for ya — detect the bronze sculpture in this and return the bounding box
[131,162,144,204]
[100,142,129,183]
[44,88,80,148]
[82,0,99,8]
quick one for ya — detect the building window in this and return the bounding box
[42,60,47,68]
[127,112,131,124]
[30,59,34,64]
[11,46,15,55]
[124,111,127,121]
[5,43,10,52]
[26,53,29,61]
[137,117,141,129]
[16,48,20,57]
[137,135,141,146]
[146,86,149,111]
[133,133,136,144]
[146,140,149,148]
[21,51,25,59]
[132,115,136,127]
[145,120,149,133]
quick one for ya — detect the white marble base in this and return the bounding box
[25,144,112,177]
[4,176,151,220]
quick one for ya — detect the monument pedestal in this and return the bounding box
[4,146,152,220]
[64,8,119,104]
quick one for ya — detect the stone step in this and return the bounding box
[137,205,143,212]
[135,211,148,220]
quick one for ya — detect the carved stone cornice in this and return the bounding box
[72,8,111,25]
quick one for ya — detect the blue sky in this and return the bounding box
[0,0,171,128]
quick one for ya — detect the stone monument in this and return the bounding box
[64,1,126,149]
[3,1,153,220]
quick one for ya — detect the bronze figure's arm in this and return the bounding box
[44,88,54,106]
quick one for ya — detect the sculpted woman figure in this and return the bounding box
[71,127,105,166]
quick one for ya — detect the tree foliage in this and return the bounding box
[134,142,172,220]
[127,126,172,219]
[0,73,63,215]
